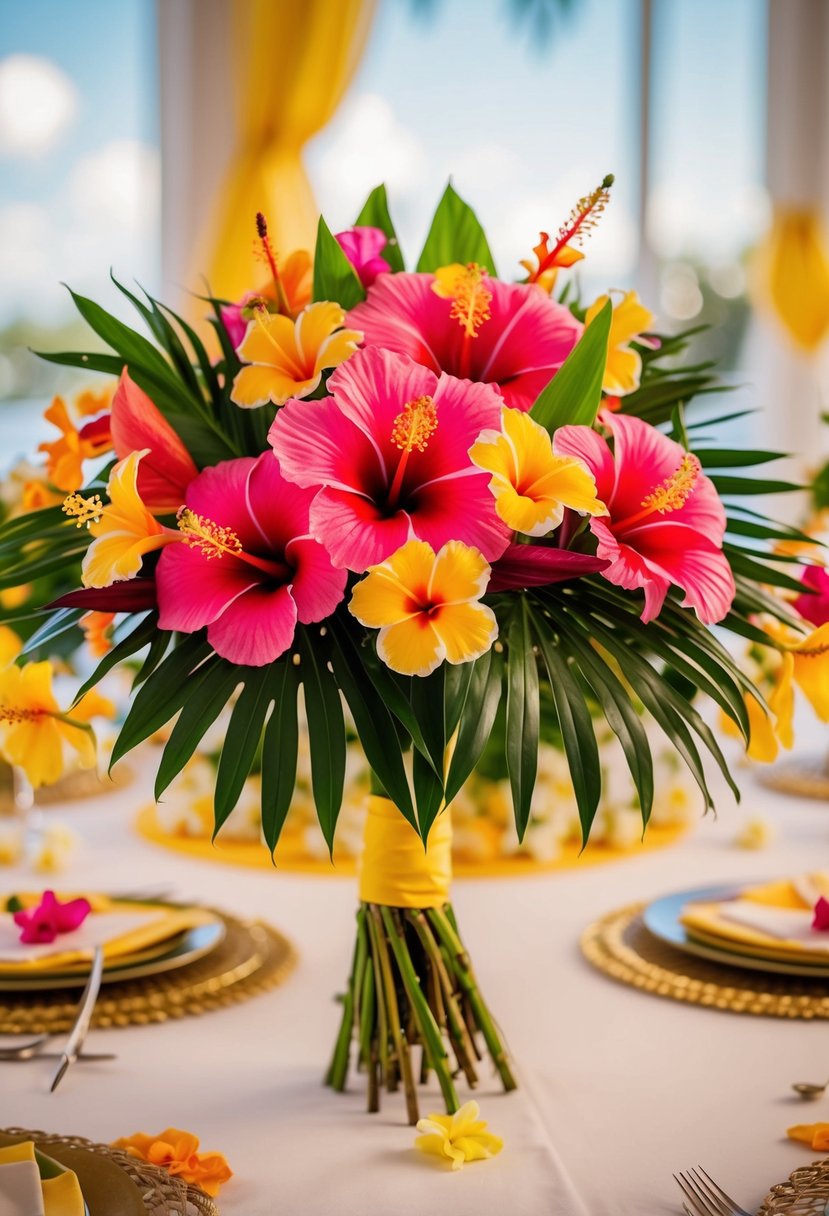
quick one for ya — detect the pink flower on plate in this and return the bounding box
[269,347,511,573]
[335,226,390,288]
[348,270,582,411]
[156,453,346,666]
[794,565,829,628]
[13,890,91,945]
[554,411,736,624]
[813,896,829,932]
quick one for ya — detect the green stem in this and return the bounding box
[427,906,517,1092]
[407,910,478,1087]
[368,907,419,1124]
[326,908,363,1091]
[380,906,459,1115]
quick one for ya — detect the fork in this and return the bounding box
[674,1167,754,1216]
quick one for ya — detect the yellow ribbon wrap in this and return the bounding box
[358,797,452,908]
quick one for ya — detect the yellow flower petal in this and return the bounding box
[429,539,491,604]
[586,290,655,397]
[378,617,444,676]
[790,623,829,721]
[77,451,176,588]
[2,717,65,787]
[0,626,21,667]
[415,1101,503,1170]
[432,602,498,665]
[602,346,643,396]
[236,313,297,366]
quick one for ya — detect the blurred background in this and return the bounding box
[0,0,827,496]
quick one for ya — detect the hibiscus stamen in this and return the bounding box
[63,492,104,528]
[255,211,291,316]
[528,174,614,283]
[0,706,44,724]
[615,453,701,530]
[177,508,290,581]
[432,262,492,378]
[388,396,438,508]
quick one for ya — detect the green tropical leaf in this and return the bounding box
[328,618,416,827]
[711,475,801,496]
[110,636,213,767]
[416,183,497,275]
[213,666,276,831]
[532,615,602,844]
[21,608,83,658]
[155,661,242,799]
[444,648,504,804]
[505,600,539,839]
[530,298,611,432]
[71,614,158,703]
[260,662,300,854]
[297,630,346,855]
[354,184,406,272]
[313,216,366,309]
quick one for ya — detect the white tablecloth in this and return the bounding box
[2,744,828,1215]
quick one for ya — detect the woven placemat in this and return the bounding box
[1,1127,218,1215]
[758,1155,829,1214]
[0,912,297,1034]
[580,902,829,1018]
[759,755,829,801]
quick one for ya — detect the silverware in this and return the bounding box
[792,1078,828,1099]
[49,945,104,1092]
[0,1040,114,1060]
[674,1167,753,1216]
[0,1034,50,1058]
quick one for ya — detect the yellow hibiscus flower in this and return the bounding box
[586,290,657,396]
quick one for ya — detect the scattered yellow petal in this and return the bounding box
[735,816,775,850]
[415,1100,504,1170]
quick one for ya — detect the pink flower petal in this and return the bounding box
[409,473,511,561]
[207,584,298,666]
[269,394,387,497]
[245,452,315,551]
[309,487,412,572]
[813,896,829,931]
[553,424,616,503]
[623,521,736,624]
[157,542,259,633]
[110,370,199,511]
[55,896,92,932]
[794,566,829,627]
[284,537,347,624]
[590,517,672,622]
[183,458,263,552]
[335,227,389,287]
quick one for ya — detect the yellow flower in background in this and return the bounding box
[0,661,114,788]
[787,1122,829,1151]
[349,539,498,677]
[470,407,606,536]
[586,290,657,397]
[723,620,829,763]
[0,627,21,668]
[415,1100,503,1170]
[38,394,113,492]
[112,1128,233,1197]
[230,301,362,408]
[81,611,115,657]
[73,386,113,417]
[64,450,179,589]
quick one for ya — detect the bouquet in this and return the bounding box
[0,175,817,1123]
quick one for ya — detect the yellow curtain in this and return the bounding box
[201,0,377,302]
[759,207,829,352]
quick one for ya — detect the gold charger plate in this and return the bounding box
[0,920,226,992]
[0,910,297,1034]
[581,901,829,1018]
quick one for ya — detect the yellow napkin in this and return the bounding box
[680,874,829,961]
[0,1142,84,1216]
[0,893,216,973]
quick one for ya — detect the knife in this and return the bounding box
[49,945,105,1092]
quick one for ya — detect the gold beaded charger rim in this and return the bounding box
[757,1154,829,1214]
[0,1127,217,1215]
[580,901,829,1019]
[0,910,297,1034]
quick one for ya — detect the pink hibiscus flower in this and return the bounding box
[156,454,346,666]
[268,347,511,573]
[554,411,736,624]
[335,226,389,287]
[347,271,582,411]
[794,565,829,627]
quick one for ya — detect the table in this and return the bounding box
[2,743,827,1215]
